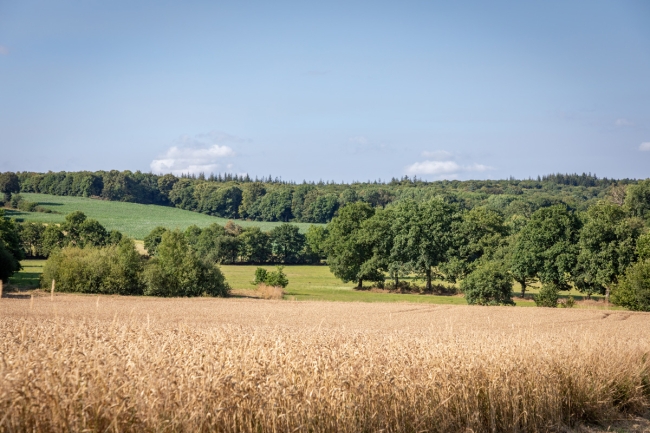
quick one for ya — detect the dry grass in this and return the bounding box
[0,295,649,432]
[255,283,285,300]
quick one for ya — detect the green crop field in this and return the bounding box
[4,193,319,239]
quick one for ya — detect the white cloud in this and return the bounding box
[0,45,8,55]
[405,160,461,175]
[151,131,241,175]
[405,160,493,177]
[421,150,453,160]
[640,142,650,152]
[615,118,634,127]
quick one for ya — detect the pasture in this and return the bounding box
[11,261,613,307]
[5,193,318,238]
[0,295,648,432]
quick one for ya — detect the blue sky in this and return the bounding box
[1,0,649,181]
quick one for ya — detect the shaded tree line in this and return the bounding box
[322,180,650,309]
[143,221,319,265]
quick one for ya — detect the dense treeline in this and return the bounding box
[321,179,650,309]
[0,170,639,224]
[143,222,319,265]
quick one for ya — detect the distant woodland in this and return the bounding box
[2,170,640,223]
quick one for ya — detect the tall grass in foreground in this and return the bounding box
[0,298,648,432]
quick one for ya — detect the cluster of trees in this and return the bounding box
[0,210,230,297]
[322,180,650,308]
[6,170,640,224]
[42,231,229,297]
[143,221,319,265]
[17,211,124,258]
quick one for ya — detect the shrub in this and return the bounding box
[41,238,144,295]
[265,266,289,288]
[143,230,229,297]
[461,262,514,306]
[611,260,650,311]
[534,283,560,307]
[17,200,38,212]
[558,296,575,308]
[252,266,289,288]
[253,267,268,285]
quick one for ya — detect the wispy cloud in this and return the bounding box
[640,142,650,152]
[0,45,8,55]
[150,131,242,175]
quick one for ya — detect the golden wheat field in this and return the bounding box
[0,294,649,432]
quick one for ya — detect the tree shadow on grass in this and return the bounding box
[35,202,63,207]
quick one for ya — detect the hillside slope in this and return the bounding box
[5,193,318,239]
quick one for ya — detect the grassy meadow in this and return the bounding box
[0,295,648,432]
[5,193,318,238]
[11,261,615,307]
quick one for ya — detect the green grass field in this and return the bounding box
[222,265,475,305]
[9,261,614,308]
[5,193,319,239]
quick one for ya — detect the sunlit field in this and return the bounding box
[0,295,647,432]
[5,193,318,239]
[10,261,615,307]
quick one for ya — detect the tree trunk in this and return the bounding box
[395,274,399,286]
[426,269,432,291]
[520,280,527,299]
[358,278,363,289]
[605,286,610,303]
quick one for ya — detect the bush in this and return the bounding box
[534,283,560,307]
[558,296,575,308]
[611,260,650,311]
[265,266,289,288]
[17,200,38,212]
[253,267,268,285]
[461,262,514,306]
[41,238,144,295]
[253,266,289,288]
[143,230,229,297]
